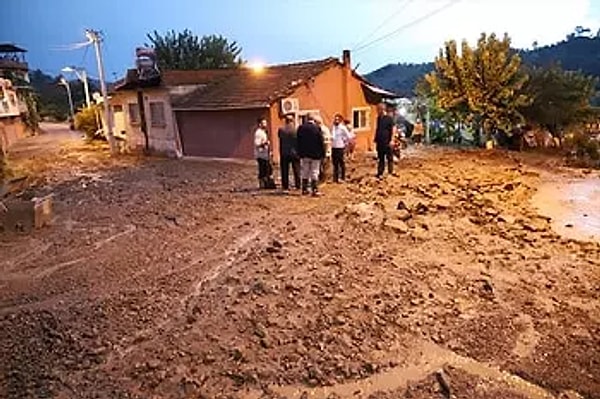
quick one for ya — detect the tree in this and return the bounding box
[74,105,101,140]
[521,65,598,133]
[425,33,530,139]
[146,30,243,70]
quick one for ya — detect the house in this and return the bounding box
[0,44,31,153]
[109,50,398,160]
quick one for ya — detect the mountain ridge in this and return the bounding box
[365,35,600,97]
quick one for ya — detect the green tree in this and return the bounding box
[425,33,530,140]
[74,105,101,140]
[521,65,598,134]
[146,30,243,70]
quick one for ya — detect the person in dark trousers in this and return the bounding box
[374,103,397,178]
[331,113,350,183]
[297,113,325,196]
[278,114,300,190]
[254,117,271,189]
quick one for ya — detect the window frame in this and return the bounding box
[149,101,166,128]
[127,103,140,126]
[295,109,321,126]
[352,107,371,131]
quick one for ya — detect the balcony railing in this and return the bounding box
[0,57,28,71]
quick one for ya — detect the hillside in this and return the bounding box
[29,69,100,121]
[366,34,600,97]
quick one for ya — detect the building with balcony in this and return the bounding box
[0,44,30,153]
[0,44,30,87]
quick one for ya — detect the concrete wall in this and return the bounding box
[0,116,26,154]
[267,63,378,160]
[109,88,181,157]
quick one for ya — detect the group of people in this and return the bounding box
[254,102,399,196]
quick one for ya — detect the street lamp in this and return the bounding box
[59,77,75,123]
[62,66,90,107]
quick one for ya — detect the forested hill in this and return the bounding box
[365,34,600,97]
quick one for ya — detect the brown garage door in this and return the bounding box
[176,109,265,159]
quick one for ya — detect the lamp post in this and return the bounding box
[86,29,117,154]
[59,77,75,122]
[62,66,90,108]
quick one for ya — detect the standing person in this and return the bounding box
[374,103,396,178]
[413,119,424,146]
[315,115,331,182]
[278,114,300,190]
[344,118,356,161]
[331,114,350,183]
[297,113,325,196]
[254,117,271,189]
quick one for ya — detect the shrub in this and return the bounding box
[74,105,101,140]
[564,130,600,168]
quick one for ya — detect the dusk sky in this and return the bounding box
[3,0,599,80]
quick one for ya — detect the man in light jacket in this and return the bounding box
[314,115,331,182]
[297,113,325,196]
[254,117,271,189]
[331,113,350,182]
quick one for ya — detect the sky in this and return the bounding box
[2,0,599,80]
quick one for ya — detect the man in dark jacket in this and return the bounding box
[374,103,397,178]
[297,113,325,196]
[278,114,300,190]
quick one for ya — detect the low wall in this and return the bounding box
[0,117,26,154]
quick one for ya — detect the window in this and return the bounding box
[128,103,140,125]
[149,102,166,127]
[112,104,123,113]
[296,110,320,126]
[352,107,370,130]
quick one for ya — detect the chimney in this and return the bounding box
[342,50,351,68]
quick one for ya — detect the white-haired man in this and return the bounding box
[314,115,331,182]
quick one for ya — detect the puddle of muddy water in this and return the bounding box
[533,178,600,243]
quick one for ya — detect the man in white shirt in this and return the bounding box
[254,117,271,189]
[331,114,351,182]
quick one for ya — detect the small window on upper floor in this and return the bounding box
[149,101,166,127]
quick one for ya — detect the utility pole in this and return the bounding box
[86,29,117,154]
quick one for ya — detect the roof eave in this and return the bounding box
[173,104,270,111]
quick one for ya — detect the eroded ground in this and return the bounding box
[1,140,599,399]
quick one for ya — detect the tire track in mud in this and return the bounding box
[106,228,264,361]
[252,339,556,399]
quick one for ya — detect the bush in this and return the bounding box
[564,130,600,167]
[74,106,101,140]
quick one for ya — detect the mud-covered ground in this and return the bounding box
[1,139,599,399]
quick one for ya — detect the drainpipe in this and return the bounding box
[137,90,149,153]
[342,50,351,120]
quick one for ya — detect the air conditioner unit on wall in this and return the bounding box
[280,98,299,115]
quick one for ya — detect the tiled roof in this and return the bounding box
[171,58,339,110]
[161,69,232,86]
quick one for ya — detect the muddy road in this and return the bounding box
[1,147,599,398]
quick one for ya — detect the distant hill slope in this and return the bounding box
[365,35,600,97]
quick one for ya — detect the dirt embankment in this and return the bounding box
[0,148,599,399]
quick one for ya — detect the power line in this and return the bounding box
[352,0,415,50]
[51,40,92,51]
[354,0,463,54]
